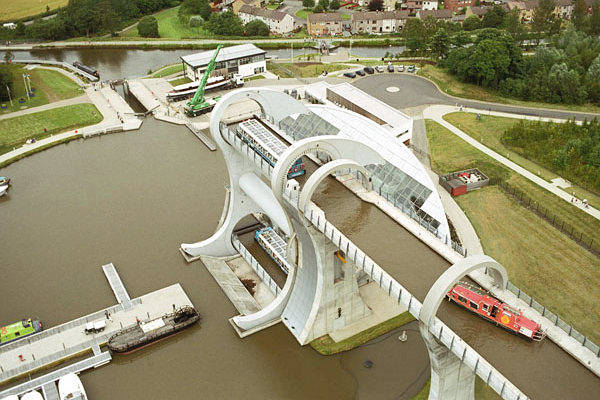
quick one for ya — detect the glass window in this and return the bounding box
[469,301,478,310]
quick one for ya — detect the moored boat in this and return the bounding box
[0,318,43,346]
[108,306,200,353]
[447,281,545,341]
[0,185,8,197]
[0,177,10,186]
[21,391,43,400]
[58,373,88,400]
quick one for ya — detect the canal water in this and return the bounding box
[0,118,429,399]
[2,46,406,81]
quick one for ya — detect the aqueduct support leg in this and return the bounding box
[420,323,475,400]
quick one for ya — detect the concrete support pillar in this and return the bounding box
[419,323,475,400]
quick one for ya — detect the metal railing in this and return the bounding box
[12,59,98,82]
[505,281,600,357]
[232,236,281,297]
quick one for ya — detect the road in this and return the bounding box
[351,73,600,121]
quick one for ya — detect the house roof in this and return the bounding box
[181,44,266,68]
[352,10,409,21]
[418,9,453,19]
[307,12,344,23]
[238,5,290,21]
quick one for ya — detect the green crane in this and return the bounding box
[185,44,223,117]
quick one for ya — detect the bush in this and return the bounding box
[206,10,244,36]
[137,16,159,37]
[0,66,13,102]
[245,20,270,36]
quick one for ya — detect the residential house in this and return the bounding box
[351,10,410,33]
[417,8,453,21]
[307,12,345,35]
[238,5,296,34]
[233,0,262,14]
[507,0,575,22]
[443,0,477,12]
[423,1,439,10]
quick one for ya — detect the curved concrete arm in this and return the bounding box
[420,255,508,325]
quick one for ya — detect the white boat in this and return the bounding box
[1,395,18,400]
[58,373,88,400]
[21,391,43,400]
[0,185,8,197]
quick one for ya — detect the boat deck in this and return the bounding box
[0,265,193,386]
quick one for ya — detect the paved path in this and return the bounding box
[0,94,89,121]
[423,104,600,220]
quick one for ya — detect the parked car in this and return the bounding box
[407,65,416,73]
[376,65,385,73]
[364,66,375,74]
[387,63,394,72]
[397,65,405,72]
[343,72,357,78]
[356,69,366,76]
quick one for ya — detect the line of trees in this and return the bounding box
[302,0,341,13]
[0,66,13,102]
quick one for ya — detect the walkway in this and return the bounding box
[0,94,88,121]
[423,104,600,220]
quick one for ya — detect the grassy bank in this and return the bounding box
[1,65,83,115]
[426,120,600,343]
[122,6,214,39]
[150,63,184,78]
[168,76,192,86]
[267,61,349,78]
[310,311,415,355]
[0,103,102,155]
[443,112,600,209]
[418,65,600,114]
[4,0,66,20]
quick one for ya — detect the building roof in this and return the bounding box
[418,9,453,19]
[238,5,290,21]
[352,10,409,21]
[181,44,266,68]
[307,12,344,23]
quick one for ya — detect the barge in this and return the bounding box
[447,281,545,341]
[0,318,43,346]
[107,306,200,353]
[166,74,244,102]
[72,61,99,78]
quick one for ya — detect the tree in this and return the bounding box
[330,0,340,10]
[181,0,212,21]
[463,15,481,31]
[318,0,330,10]
[206,10,244,35]
[314,4,324,12]
[452,31,471,47]
[302,0,315,8]
[482,5,506,28]
[367,0,383,11]
[532,0,557,40]
[137,15,159,37]
[503,9,525,42]
[0,65,13,102]
[403,18,425,52]
[572,0,588,31]
[3,50,14,63]
[591,0,600,35]
[245,19,270,36]
[431,28,450,58]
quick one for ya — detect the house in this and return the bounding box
[307,12,345,36]
[384,0,397,11]
[555,0,574,19]
[233,0,262,14]
[238,5,296,34]
[507,0,574,22]
[422,0,439,10]
[181,44,267,80]
[443,0,478,12]
[2,23,16,30]
[417,8,453,21]
[351,11,409,33]
[466,4,510,18]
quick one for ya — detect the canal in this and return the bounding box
[0,118,429,399]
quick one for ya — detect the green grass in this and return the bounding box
[296,9,310,20]
[418,65,600,114]
[245,75,266,81]
[2,0,66,20]
[267,61,351,77]
[266,3,280,9]
[1,65,83,115]
[426,120,600,343]
[341,13,351,20]
[0,103,103,155]
[309,311,416,355]
[443,112,600,210]
[150,63,184,78]
[168,76,193,87]
[122,6,213,39]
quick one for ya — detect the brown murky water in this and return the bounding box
[0,119,429,399]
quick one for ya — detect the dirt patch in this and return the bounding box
[31,73,60,103]
[241,278,256,296]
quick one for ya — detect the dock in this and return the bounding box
[185,123,217,151]
[0,264,193,386]
[126,80,161,113]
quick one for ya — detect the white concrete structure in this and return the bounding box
[181,44,266,81]
[423,0,439,10]
[238,5,296,34]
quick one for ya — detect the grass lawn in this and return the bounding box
[2,0,66,21]
[0,103,103,155]
[341,13,351,20]
[418,65,600,114]
[296,9,310,19]
[443,112,600,210]
[245,75,266,81]
[266,3,280,9]
[309,311,415,355]
[168,76,193,87]
[1,65,83,115]
[426,120,600,343]
[267,61,351,77]
[121,6,213,39]
[150,64,184,78]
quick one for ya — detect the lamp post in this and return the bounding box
[6,85,13,107]
[23,74,30,100]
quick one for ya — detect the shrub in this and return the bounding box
[137,16,159,38]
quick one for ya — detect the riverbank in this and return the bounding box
[425,119,600,344]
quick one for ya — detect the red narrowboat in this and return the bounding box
[446,282,546,341]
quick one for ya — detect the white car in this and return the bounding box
[376,65,385,73]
